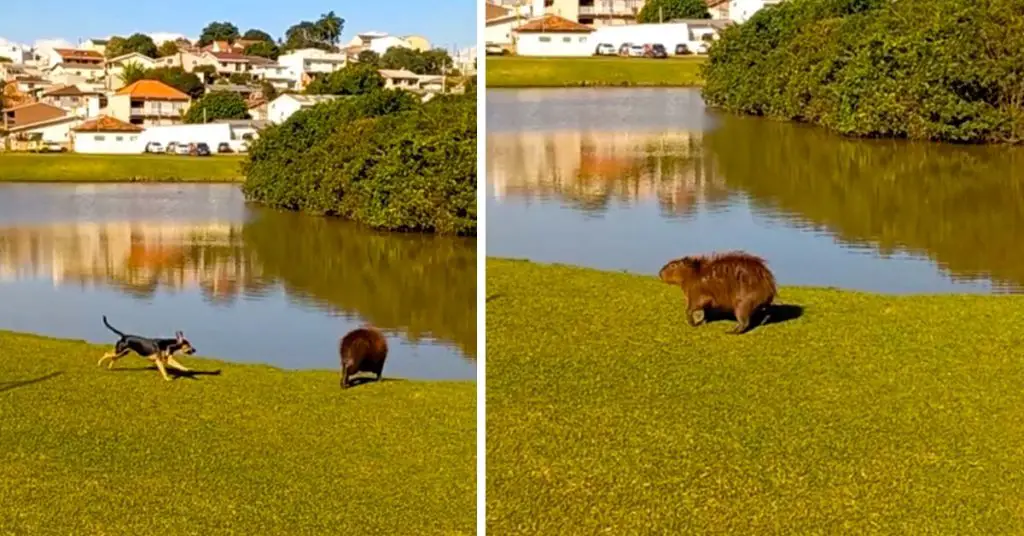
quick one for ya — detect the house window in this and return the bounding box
[130,136,138,141]
[115,136,124,142]
[580,37,587,43]
[563,37,571,43]
[94,135,105,141]
[539,36,551,43]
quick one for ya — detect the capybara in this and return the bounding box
[339,326,389,389]
[658,251,777,334]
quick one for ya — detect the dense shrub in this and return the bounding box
[241,90,476,235]
[701,0,1024,143]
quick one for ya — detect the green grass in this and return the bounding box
[0,330,474,534]
[485,56,706,88]
[0,153,245,182]
[486,258,1024,534]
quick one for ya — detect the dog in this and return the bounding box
[97,316,196,381]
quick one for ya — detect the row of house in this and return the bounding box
[485,0,781,55]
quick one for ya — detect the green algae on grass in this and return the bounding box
[486,56,706,88]
[0,330,474,534]
[486,257,1024,534]
[0,153,245,182]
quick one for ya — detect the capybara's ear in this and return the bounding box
[682,257,700,270]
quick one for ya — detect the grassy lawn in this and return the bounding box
[0,330,474,534]
[485,56,706,88]
[486,258,1024,534]
[0,153,245,182]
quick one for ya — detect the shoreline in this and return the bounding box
[487,257,1024,533]
[0,153,246,183]
[486,56,706,89]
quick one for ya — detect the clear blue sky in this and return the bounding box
[0,0,476,50]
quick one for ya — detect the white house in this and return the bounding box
[0,38,33,64]
[252,63,299,91]
[513,15,596,57]
[45,62,105,86]
[104,52,158,91]
[270,48,349,90]
[379,69,422,91]
[5,114,82,147]
[71,115,145,154]
[729,0,784,23]
[369,36,414,55]
[266,94,341,124]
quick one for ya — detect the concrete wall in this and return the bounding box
[73,131,145,154]
[516,32,595,57]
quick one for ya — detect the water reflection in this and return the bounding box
[486,88,1024,294]
[0,185,476,377]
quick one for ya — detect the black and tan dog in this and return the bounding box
[97,316,196,381]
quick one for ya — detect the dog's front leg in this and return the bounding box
[153,355,172,381]
[166,356,190,372]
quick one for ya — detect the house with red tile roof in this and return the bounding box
[106,79,191,126]
[40,85,105,117]
[2,102,82,150]
[513,14,596,56]
[71,115,146,154]
[201,51,275,78]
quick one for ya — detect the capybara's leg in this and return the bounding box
[730,300,756,334]
[685,293,710,327]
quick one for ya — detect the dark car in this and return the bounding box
[217,142,233,154]
[192,142,211,156]
[649,44,668,59]
[618,42,633,56]
[675,43,691,55]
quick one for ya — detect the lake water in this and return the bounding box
[486,88,1024,294]
[0,183,476,380]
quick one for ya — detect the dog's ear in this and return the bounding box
[176,331,184,342]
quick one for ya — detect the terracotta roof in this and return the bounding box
[42,85,101,97]
[115,79,190,100]
[2,102,67,127]
[53,48,104,61]
[515,15,596,33]
[486,3,511,20]
[73,115,144,133]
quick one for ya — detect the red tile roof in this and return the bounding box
[515,14,596,33]
[73,115,144,132]
[2,102,68,127]
[42,85,100,97]
[53,48,104,62]
[486,3,511,20]
[115,79,190,100]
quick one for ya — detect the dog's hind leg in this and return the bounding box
[98,349,128,368]
[166,356,190,372]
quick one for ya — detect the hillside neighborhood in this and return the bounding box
[485,0,780,56]
[0,29,476,154]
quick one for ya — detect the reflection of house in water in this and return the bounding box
[487,129,732,217]
[0,222,269,300]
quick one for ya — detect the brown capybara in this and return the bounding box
[339,326,388,389]
[658,251,777,334]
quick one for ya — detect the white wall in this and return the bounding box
[485,19,517,46]
[140,123,233,147]
[28,120,81,143]
[73,132,145,154]
[515,32,594,57]
[590,23,695,52]
[268,97,302,124]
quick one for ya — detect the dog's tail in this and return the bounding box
[102,315,125,337]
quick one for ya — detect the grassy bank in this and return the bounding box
[487,258,1024,534]
[0,330,474,534]
[486,56,705,88]
[0,153,245,182]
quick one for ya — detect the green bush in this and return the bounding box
[241,90,476,235]
[701,0,1024,143]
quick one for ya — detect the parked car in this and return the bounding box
[165,142,179,154]
[694,41,710,54]
[485,43,506,56]
[191,142,211,156]
[595,43,616,56]
[648,44,668,59]
[675,43,691,55]
[36,141,66,153]
[628,44,645,57]
[217,142,233,154]
[618,43,633,56]
[174,143,190,155]
[145,141,163,153]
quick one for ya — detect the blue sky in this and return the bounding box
[0,0,476,50]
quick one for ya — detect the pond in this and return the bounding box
[486,88,1024,294]
[0,183,477,380]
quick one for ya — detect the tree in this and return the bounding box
[118,62,149,85]
[0,56,11,64]
[317,11,344,46]
[260,81,278,102]
[380,47,426,73]
[184,90,249,123]
[244,41,280,60]
[283,12,346,51]
[357,50,380,67]
[242,29,274,42]
[157,40,179,57]
[198,22,240,47]
[106,33,159,58]
[305,64,384,95]
[228,72,253,85]
[421,49,454,75]
[193,65,218,84]
[145,67,204,98]
[637,0,709,22]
